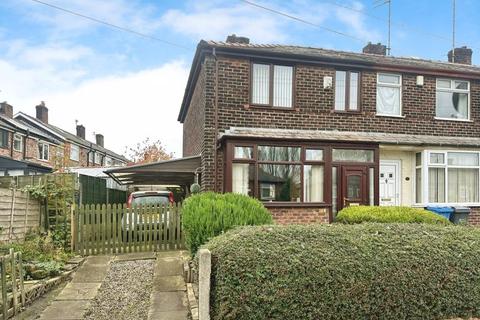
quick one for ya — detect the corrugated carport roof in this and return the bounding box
[104,155,201,185]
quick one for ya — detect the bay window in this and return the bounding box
[334,71,360,111]
[251,63,293,108]
[376,73,402,116]
[417,150,480,204]
[436,79,469,120]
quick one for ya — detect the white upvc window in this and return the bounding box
[88,152,94,165]
[251,63,293,108]
[13,134,23,152]
[38,142,49,161]
[416,150,480,205]
[105,157,113,166]
[94,152,102,165]
[436,79,470,120]
[70,144,80,161]
[376,73,402,116]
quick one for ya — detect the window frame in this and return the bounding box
[13,133,22,152]
[94,152,102,165]
[416,150,480,205]
[0,129,8,149]
[70,144,80,161]
[376,72,403,117]
[38,142,49,161]
[333,70,361,112]
[250,62,295,109]
[435,78,470,121]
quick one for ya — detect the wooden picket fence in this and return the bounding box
[71,203,184,255]
[0,249,25,320]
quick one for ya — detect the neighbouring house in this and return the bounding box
[0,101,127,176]
[173,35,480,225]
[0,102,60,175]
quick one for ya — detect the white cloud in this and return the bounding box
[161,2,289,43]
[0,59,189,158]
[334,1,382,42]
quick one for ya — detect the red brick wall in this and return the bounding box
[468,207,480,225]
[214,56,480,138]
[267,206,330,224]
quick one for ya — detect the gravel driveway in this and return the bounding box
[83,259,155,320]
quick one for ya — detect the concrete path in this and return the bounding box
[148,251,189,320]
[38,255,113,320]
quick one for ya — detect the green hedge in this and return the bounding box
[203,224,480,320]
[182,192,273,254]
[335,206,450,224]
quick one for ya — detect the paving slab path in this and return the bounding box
[38,255,113,320]
[36,251,189,320]
[148,251,189,320]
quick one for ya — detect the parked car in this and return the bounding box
[122,191,174,236]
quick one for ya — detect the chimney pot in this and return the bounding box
[226,34,250,44]
[362,42,387,56]
[95,134,104,147]
[36,102,48,124]
[448,46,473,65]
[0,102,13,118]
[76,124,85,139]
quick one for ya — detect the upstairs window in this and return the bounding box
[0,130,8,149]
[70,144,80,161]
[377,73,402,116]
[94,153,102,165]
[251,63,293,108]
[334,71,360,111]
[436,79,469,120]
[38,142,49,161]
[13,134,22,152]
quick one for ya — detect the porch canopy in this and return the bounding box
[104,155,201,186]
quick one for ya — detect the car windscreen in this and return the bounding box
[131,195,170,206]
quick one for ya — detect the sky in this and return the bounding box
[0,0,479,158]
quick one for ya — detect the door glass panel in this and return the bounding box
[369,168,374,205]
[347,175,361,198]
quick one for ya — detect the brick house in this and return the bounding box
[0,101,127,176]
[177,35,480,225]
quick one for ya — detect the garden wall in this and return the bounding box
[0,188,41,242]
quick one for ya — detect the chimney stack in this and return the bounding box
[76,125,85,139]
[448,46,473,65]
[362,42,387,56]
[226,34,250,44]
[0,102,13,118]
[36,101,48,124]
[95,134,104,147]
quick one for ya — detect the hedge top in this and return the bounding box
[335,205,450,224]
[204,223,480,320]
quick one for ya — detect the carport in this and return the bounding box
[104,155,201,187]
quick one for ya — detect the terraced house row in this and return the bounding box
[177,35,480,225]
[0,102,127,176]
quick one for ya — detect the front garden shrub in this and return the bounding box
[182,192,273,254]
[335,205,450,224]
[203,224,480,320]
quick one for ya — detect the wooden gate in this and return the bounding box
[71,203,184,255]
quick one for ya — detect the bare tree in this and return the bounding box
[125,138,173,164]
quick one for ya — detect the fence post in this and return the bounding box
[70,205,76,252]
[8,187,16,242]
[18,252,25,307]
[1,256,7,320]
[9,249,17,316]
[198,249,211,320]
[24,192,29,238]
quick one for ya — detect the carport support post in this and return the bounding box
[198,249,211,320]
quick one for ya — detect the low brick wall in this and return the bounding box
[468,207,480,226]
[267,206,329,224]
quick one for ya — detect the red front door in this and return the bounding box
[340,166,368,210]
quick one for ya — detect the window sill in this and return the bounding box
[263,202,331,208]
[414,203,480,208]
[245,104,299,112]
[434,117,472,122]
[375,114,406,119]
